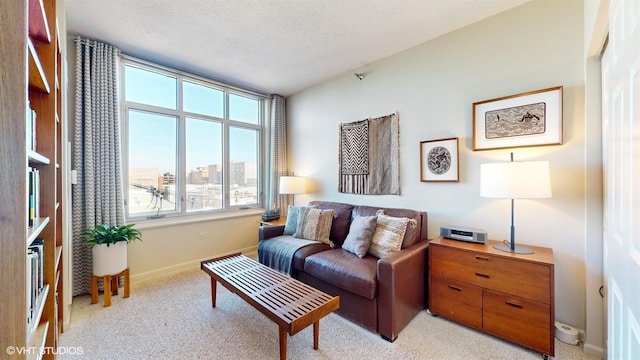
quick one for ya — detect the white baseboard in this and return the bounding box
[583,342,605,359]
[129,245,258,284]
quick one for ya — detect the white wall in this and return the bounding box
[583,0,608,356]
[128,214,261,282]
[288,0,601,347]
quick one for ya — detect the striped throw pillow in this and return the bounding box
[293,207,337,247]
[368,210,417,258]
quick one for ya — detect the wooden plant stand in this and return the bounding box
[91,268,130,307]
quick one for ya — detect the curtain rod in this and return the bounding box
[74,37,118,50]
[74,37,122,57]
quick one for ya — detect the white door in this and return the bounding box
[601,0,640,358]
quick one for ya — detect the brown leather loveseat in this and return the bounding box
[258,201,428,342]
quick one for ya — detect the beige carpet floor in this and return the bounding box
[59,267,599,360]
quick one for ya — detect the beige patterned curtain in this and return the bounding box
[268,95,292,214]
[71,37,124,295]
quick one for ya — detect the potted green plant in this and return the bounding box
[80,224,142,276]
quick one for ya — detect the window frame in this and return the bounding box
[120,56,267,222]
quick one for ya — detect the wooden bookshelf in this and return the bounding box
[28,38,50,94]
[0,0,65,358]
[28,0,51,43]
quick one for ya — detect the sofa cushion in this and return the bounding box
[308,201,355,246]
[352,205,422,248]
[342,215,377,258]
[368,210,416,258]
[304,249,378,299]
[291,241,333,272]
[294,207,336,246]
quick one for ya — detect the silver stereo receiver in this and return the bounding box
[440,225,487,244]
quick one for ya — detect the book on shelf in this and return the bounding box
[28,168,34,227]
[26,251,37,324]
[34,167,40,219]
[26,251,33,324]
[26,101,37,152]
[29,238,44,290]
[27,167,40,227]
[27,237,45,325]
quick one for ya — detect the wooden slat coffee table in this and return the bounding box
[201,253,340,360]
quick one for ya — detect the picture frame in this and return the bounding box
[472,86,563,151]
[420,137,459,182]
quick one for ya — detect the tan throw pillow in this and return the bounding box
[283,204,319,234]
[294,207,336,247]
[342,215,377,258]
[368,210,417,258]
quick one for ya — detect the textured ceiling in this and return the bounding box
[65,0,531,96]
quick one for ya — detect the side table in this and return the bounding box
[257,217,286,226]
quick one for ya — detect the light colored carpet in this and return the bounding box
[59,267,599,360]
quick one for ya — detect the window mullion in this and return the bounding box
[227,119,261,130]
[124,102,181,117]
[223,92,229,209]
[178,114,186,215]
[177,77,186,215]
[222,121,230,209]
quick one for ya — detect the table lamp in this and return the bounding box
[279,176,307,203]
[480,153,551,254]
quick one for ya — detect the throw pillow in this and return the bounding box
[293,207,337,247]
[368,210,417,258]
[342,215,377,258]
[283,205,304,235]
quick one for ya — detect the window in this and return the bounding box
[122,58,264,220]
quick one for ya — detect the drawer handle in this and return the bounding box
[506,300,523,308]
[448,285,462,292]
[475,272,490,278]
[474,255,490,261]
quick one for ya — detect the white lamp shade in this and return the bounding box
[480,161,552,199]
[279,176,307,194]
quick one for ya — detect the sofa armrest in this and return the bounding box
[376,240,429,341]
[258,225,285,240]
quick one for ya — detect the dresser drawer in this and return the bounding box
[430,244,551,304]
[429,275,482,329]
[483,289,552,354]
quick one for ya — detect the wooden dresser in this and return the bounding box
[428,237,554,357]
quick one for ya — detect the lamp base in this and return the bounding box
[493,243,534,254]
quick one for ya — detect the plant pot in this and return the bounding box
[92,241,128,276]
